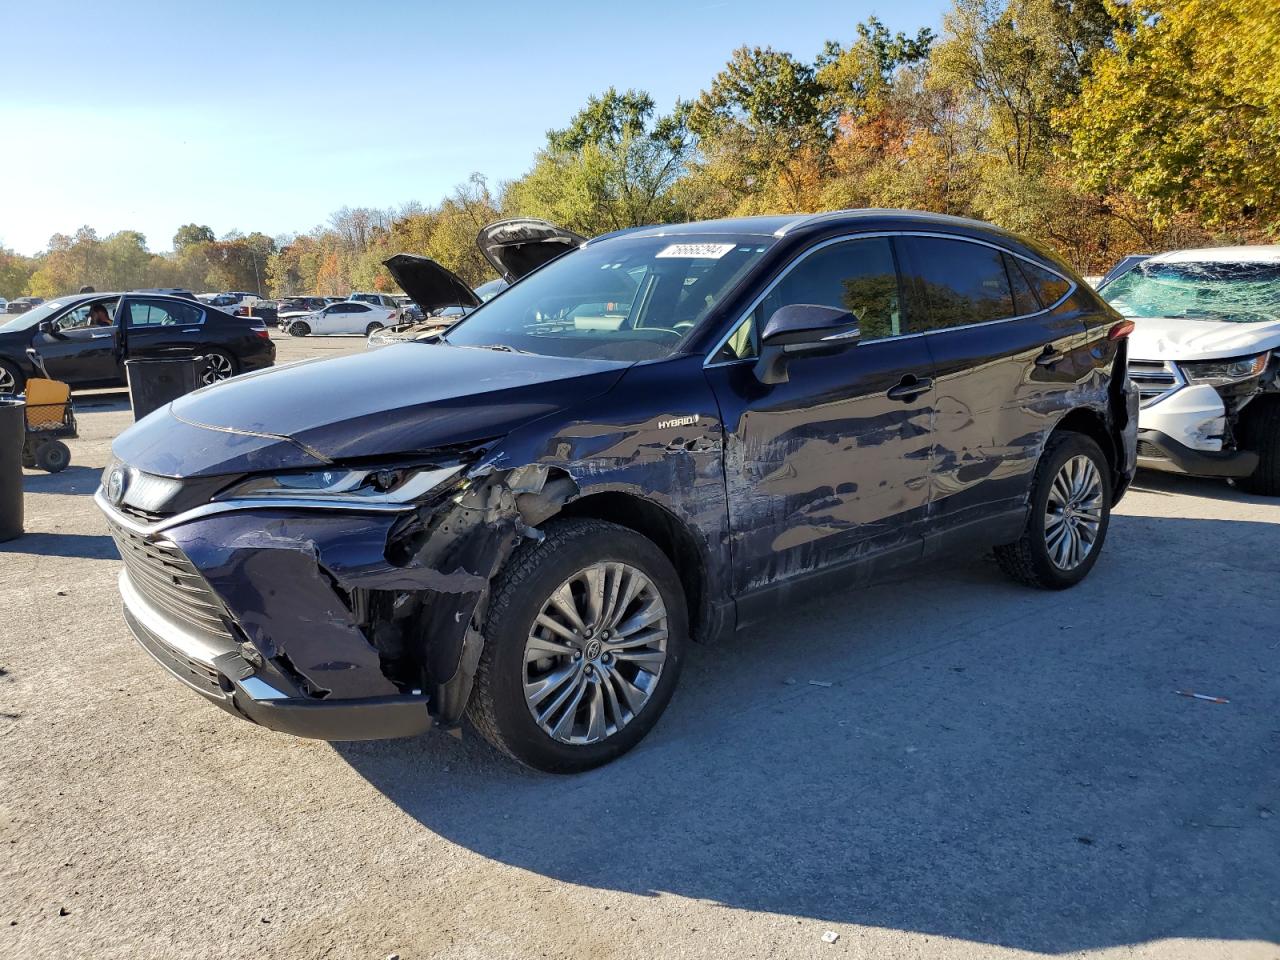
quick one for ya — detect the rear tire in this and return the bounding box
[365,322,383,336]
[994,432,1112,589]
[289,321,311,337]
[467,519,687,773]
[0,359,23,396]
[1236,398,1280,496]
[201,349,237,385]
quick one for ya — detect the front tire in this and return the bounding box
[995,432,1112,589]
[467,519,687,773]
[289,321,311,337]
[1236,397,1280,496]
[0,359,24,396]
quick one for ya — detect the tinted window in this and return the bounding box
[715,237,901,361]
[1017,258,1071,307]
[348,303,371,313]
[1004,253,1038,314]
[127,299,203,327]
[899,237,1014,332]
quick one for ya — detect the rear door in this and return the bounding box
[704,235,935,617]
[894,235,1086,547]
[120,297,208,361]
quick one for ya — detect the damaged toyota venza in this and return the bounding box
[97,211,1138,772]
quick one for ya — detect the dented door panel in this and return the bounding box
[705,336,933,600]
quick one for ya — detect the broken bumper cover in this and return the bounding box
[96,468,531,740]
[118,567,434,740]
[1136,429,1259,479]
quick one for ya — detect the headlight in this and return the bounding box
[215,464,465,504]
[1178,352,1270,386]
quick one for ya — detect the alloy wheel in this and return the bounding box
[1044,454,1104,570]
[202,353,235,385]
[0,366,15,395]
[523,561,669,745]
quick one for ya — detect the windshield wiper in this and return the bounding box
[469,343,538,355]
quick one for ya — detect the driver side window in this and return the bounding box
[713,238,902,362]
[59,299,119,330]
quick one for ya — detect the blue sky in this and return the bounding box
[0,0,947,255]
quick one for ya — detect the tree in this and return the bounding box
[505,90,695,235]
[172,224,215,251]
[816,17,935,118]
[1066,0,1280,228]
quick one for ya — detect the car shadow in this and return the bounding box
[0,530,116,559]
[1132,468,1276,506]
[334,513,1280,953]
[21,464,102,496]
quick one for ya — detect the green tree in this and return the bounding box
[172,223,215,251]
[1066,0,1280,227]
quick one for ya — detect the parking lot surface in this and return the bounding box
[2,332,1277,959]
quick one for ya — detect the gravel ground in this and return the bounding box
[2,331,1277,960]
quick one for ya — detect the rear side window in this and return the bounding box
[1016,258,1071,307]
[126,299,203,327]
[898,237,1014,332]
[1004,253,1039,315]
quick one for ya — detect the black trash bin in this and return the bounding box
[0,397,25,543]
[125,356,204,421]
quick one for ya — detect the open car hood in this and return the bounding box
[477,219,586,282]
[383,254,481,314]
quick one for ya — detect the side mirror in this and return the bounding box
[754,303,860,385]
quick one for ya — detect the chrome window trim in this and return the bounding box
[703,230,1077,368]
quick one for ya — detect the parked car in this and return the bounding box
[1097,254,1152,289]
[96,209,1137,772]
[6,297,44,315]
[234,299,278,326]
[0,298,7,314]
[1100,246,1280,493]
[0,292,275,394]
[366,226,573,349]
[132,288,199,301]
[348,291,401,311]
[284,299,395,336]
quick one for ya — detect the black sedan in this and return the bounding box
[0,292,275,394]
[97,210,1137,772]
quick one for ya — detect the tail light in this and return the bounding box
[1107,320,1135,340]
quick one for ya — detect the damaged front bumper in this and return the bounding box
[97,461,574,741]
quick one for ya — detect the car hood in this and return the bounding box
[112,344,628,479]
[383,254,481,313]
[1128,315,1280,361]
[477,219,586,282]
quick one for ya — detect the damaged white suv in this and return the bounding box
[1101,247,1280,494]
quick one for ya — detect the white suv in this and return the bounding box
[1100,246,1280,493]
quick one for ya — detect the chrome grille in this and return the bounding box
[1128,359,1183,407]
[105,517,232,640]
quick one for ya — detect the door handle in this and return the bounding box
[886,374,933,402]
[90,330,114,339]
[1035,346,1066,368]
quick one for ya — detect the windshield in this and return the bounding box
[1102,260,1280,323]
[0,298,74,333]
[444,234,773,361]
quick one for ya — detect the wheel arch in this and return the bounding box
[1052,406,1118,479]
[554,490,717,643]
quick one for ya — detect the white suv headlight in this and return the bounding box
[1178,352,1269,386]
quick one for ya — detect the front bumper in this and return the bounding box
[96,484,507,741]
[1136,429,1259,478]
[119,566,434,740]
